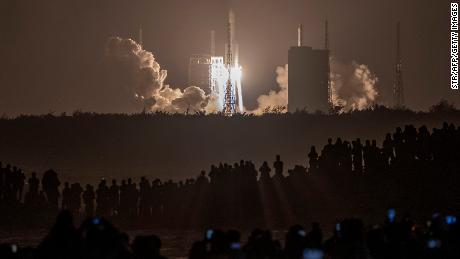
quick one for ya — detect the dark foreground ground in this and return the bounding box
[0,228,288,258]
[0,228,218,258]
[1,211,459,258]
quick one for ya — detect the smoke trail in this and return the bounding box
[251,64,288,114]
[252,59,378,114]
[103,37,209,114]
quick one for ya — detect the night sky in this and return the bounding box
[0,0,456,115]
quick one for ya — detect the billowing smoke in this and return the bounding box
[331,57,378,112]
[103,37,209,114]
[251,64,288,114]
[252,59,378,114]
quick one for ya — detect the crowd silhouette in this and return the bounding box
[0,122,459,257]
[1,122,460,229]
[1,208,459,258]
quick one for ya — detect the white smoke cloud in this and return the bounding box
[158,85,209,114]
[103,37,210,114]
[252,58,378,114]
[104,37,167,100]
[330,57,378,112]
[251,64,288,114]
[204,93,221,114]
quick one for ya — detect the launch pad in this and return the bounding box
[189,10,244,114]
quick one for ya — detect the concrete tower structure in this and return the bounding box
[288,24,330,113]
[188,54,212,94]
[325,19,333,112]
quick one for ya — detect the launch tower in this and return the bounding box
[288,24,330,113]
[393,22,404,108]
[325,19,334,113]
[223,10,236,115]
[222,9,243,115]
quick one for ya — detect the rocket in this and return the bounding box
[223,9,243,115]
[297,24,303,47]
[229,9,235,44]
[139,24,143,47]
[223,9,236,115]
[225,9,238,67]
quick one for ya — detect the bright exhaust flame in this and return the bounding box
[209,59,244,113]
[232,64,244,112]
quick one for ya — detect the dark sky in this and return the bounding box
[0,0,457,115]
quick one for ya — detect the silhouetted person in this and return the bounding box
[83,184,95,216]
[150,179,162,218]
[38,190,47,211]
[132,235,166,259]
[3,164,13,202]
[343,140,353,172]
[70,183,83,216]
[308,146,319,173]
[62,182,71,210]
[259,161,271,183]
[288,165,307,179]
[285,225,307,259]
[306,222,323,248]
[139,177,151,217]
[36,210,81,259]
[352,138,363,173]
[334,138,344,171]
[208,165,219,184]
[127,178,139,217]
[382,133,394,168]
[322,138,335,172]
[244,229,283,259]
[417,125,431,161]
[0,162,3,200]
[196,170,209,186]
[109,179,120,216]
[42,169,61,210]
[371,140,381,171]
[14,168,25,201]
[393,127,404,164]
[96,179,109,216]
[363,140,372,172]
[120,179,129,218]
[273,155,284,180]
[28,172,40,194]
[25,172,40,207]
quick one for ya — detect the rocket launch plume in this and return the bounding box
[103,37,376,115]
[252,59,378,114]
[103,37,209,114]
